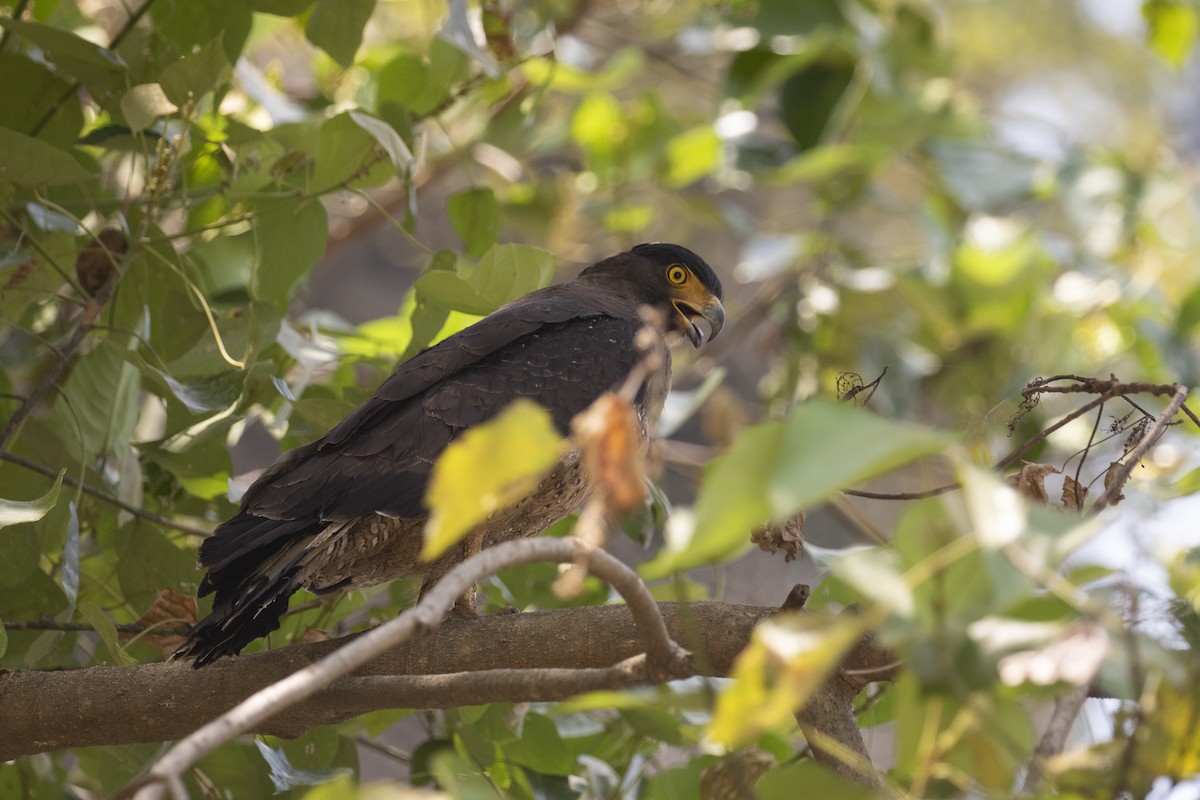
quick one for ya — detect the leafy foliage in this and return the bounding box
[2,0,1200,798]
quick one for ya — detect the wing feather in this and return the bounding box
[198,294,643,576]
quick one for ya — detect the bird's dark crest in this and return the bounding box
[632,242,724,300]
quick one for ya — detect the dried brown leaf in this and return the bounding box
[1060,474,1088,510]
[1007,462,1059,504]
[572,393,646,514]
[119,588,198,658]
[1103,461,1127,507]
[75,228,127,297]
[751,513,806,563]
[296,628,331,645]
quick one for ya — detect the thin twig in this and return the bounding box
[121,538,691,800]
[2,618,189,635]
[1179,402,1200,430]
[1072,398,1106,509]
[354,737,410,764]
[995,393,1112,472]
[846,376,1186,503]
[1091,385,1188,513]
[843,483,958,501]
[0,0,32,52]
[0,451,212,538]
[1,298,111,450]
[1021,684,1088,794]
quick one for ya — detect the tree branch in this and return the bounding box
[0,450,212,538]
[0,595,903,767]
[120,538,692,799]
[1021,684,1089,794]
[1,601,758,761]
[1091,384,1188,512]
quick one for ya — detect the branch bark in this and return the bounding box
[0,600,757,760]
[0,596,901,765]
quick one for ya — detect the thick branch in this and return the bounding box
[1021,684,1089,794]
[123,538,688,799]
[0,601,772,760]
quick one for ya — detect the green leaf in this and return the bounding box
[157,0,252,65]
[571,92,626,163]
[78,601,136,665]
[119,83,178,132]
[0,53,84,146]
[415,243,557,315]
[429,749,502,800]
[755,758,874,800]
[1144,0,1199,68]
[144,365,245,414]
[753,0,846,35]
[708,613,866,748]
[61,501,79,612]
[252,197,329,311]
[113,523,201,609]
[51,334,141,464]
[440,0,499,76]
[0,127,88,187]
[0,469,63,528]
[347,110,413,172]
[1178,280,1200,334]
[423,400,565,560]
[253,737,353,792]
[621,706,686,745]
[159,36,229,106]
[251,0,315,15]
[827,546,914,618]
[0,18,127,92]
[310,111,382,194]
[304,0,377,67]
[644,399,950,577]
[765,399,950,518]
[778,56,855,152]
[506,713,576,775]
[448,187,500,258]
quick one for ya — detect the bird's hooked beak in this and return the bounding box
[673,298,725,348]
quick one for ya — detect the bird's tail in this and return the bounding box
[173,515,324,667]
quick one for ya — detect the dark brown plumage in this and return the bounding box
[174,243,724,666]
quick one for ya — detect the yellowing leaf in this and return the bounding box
[571,93,626,159]
[422,400,565,560]
[1140,679,1200,780]
[708,614,865,748]
[1145,0,1199,68]
[665,126,721,187]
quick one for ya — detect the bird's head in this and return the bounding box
[582,243,725,348]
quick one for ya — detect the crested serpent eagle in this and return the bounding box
[175,243,725,666]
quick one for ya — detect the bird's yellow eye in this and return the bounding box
[666,264,688,285]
